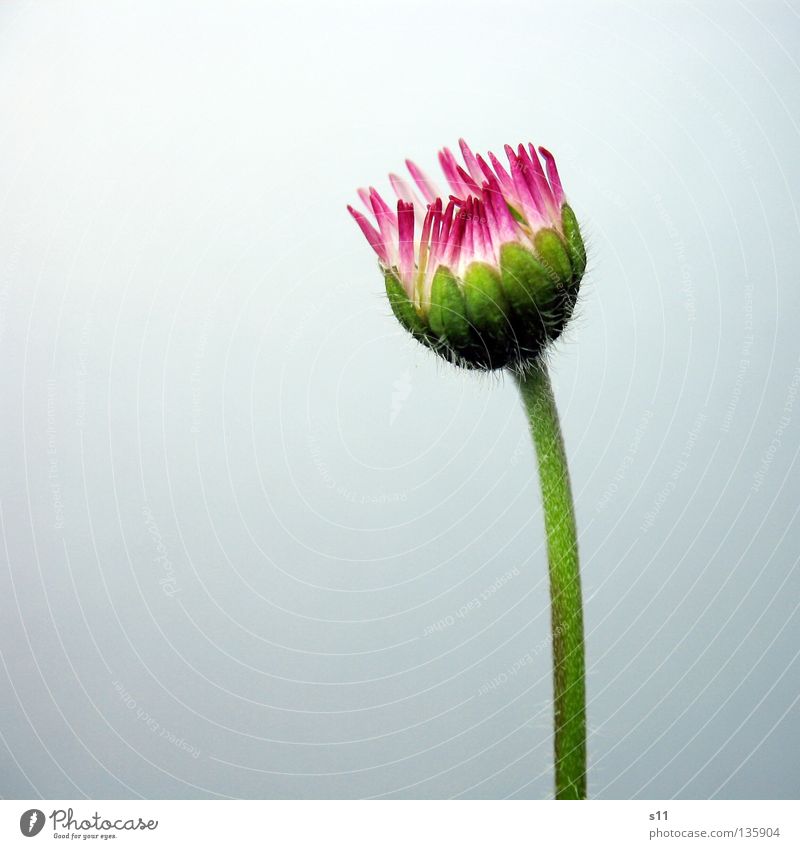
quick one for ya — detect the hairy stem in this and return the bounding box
[516,363,587,800]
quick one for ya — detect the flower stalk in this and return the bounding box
[516,362,586,799]
[349,138,589,799]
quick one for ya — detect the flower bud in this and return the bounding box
[348,140,586,371]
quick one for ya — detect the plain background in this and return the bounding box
[0,0,798,799]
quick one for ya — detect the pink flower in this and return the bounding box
[348,139,585,371]
[348,140,566,303]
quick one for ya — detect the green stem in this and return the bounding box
[516,362,587,800]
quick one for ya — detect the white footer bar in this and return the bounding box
[2,799,796,848]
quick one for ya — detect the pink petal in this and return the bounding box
[478,201,495,260]
[368,187,396,222]
[438,148,470,198]
[347,205,388,264]
[462,197,475,260]
[428,198,445,267]
[397,200,415,293]
[445,204,467,268]
[455,164,481,196]
[522,143,557,215]
[538,145,565,208]
[471,198,488,258]
[440,198,456,247]
[420,203,435,253]
[418,202,435,273]
[390,173,425,226]
[508,149,545,226]
[476,153,499,186]
[487,150,515,197]
[357,187,372,213]
[458,138,485,185]
[515,144,548,215]
[369,188,398,264]
[405,159,439,205]
[482,176,517,243]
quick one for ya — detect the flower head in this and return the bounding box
[349,139,586,371]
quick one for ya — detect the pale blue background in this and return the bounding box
[0,0,798,799]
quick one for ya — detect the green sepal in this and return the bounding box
[507,203,527,225]
[560,204,586,281]
[499,242,555,358]
[428,266,472,350]
[500,243,556,320]
[533,228,572,286]
[463,261,512,366]
[384,270,428,338]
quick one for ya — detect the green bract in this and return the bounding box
[385,204,585,371]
